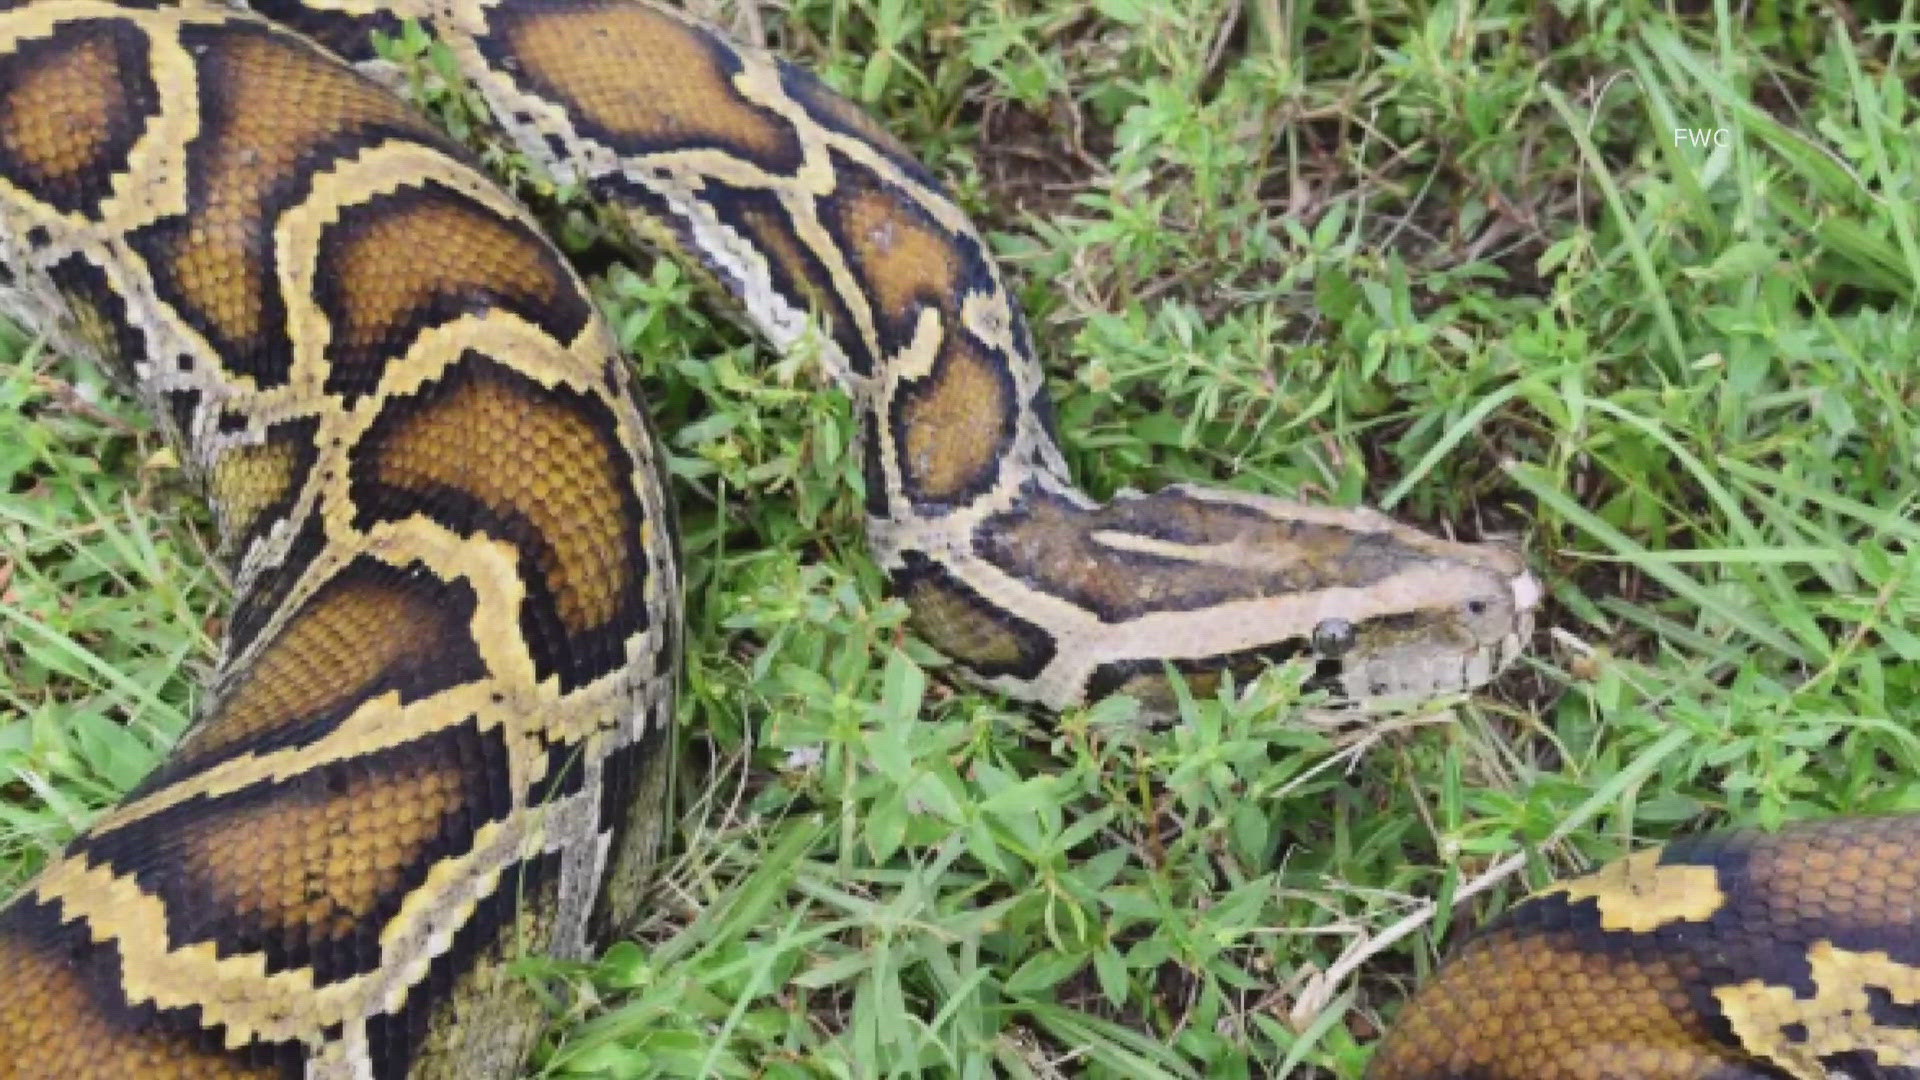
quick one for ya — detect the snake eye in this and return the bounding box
[1466,598,1489,616]
[1311,618,1356,657]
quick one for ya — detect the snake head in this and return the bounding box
[919,482,1541,717]
[1297,526,1541,712]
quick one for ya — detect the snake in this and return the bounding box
[1367,817,1920,1079]
[0,0,1546,1075]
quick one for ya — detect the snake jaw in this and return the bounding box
[1308,538,1540,713]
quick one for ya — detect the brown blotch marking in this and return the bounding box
[76,724,511,984]
[132,21,441,384]
[1739,816,1919,930]
[975,488,1352,621]
[905,576,1033,671]
[979,487,1494,624]
[837,180,962,332]
[315,181,587,401]
[982,492,1206,620]
[169,561,480,773]
[0,18,156,215]
[0,904,292,1078]
[209,441,297,544]
[892,552,1053,681]
[206,417,319,556]
[1364,919,1752,1080]
[362,360,633,636]
[178,752,473,957]
[893,334,1013,504]
[491,0,798,166]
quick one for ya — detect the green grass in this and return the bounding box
[5,0,1920,1076]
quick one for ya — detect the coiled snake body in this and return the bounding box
[1368,818,1920,1079]
[0,0,1578,1075]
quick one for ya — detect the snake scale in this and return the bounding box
[0,1,1881,1078]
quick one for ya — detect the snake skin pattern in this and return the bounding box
[1370,818,1920,1079]
[0,0,1542,1075]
